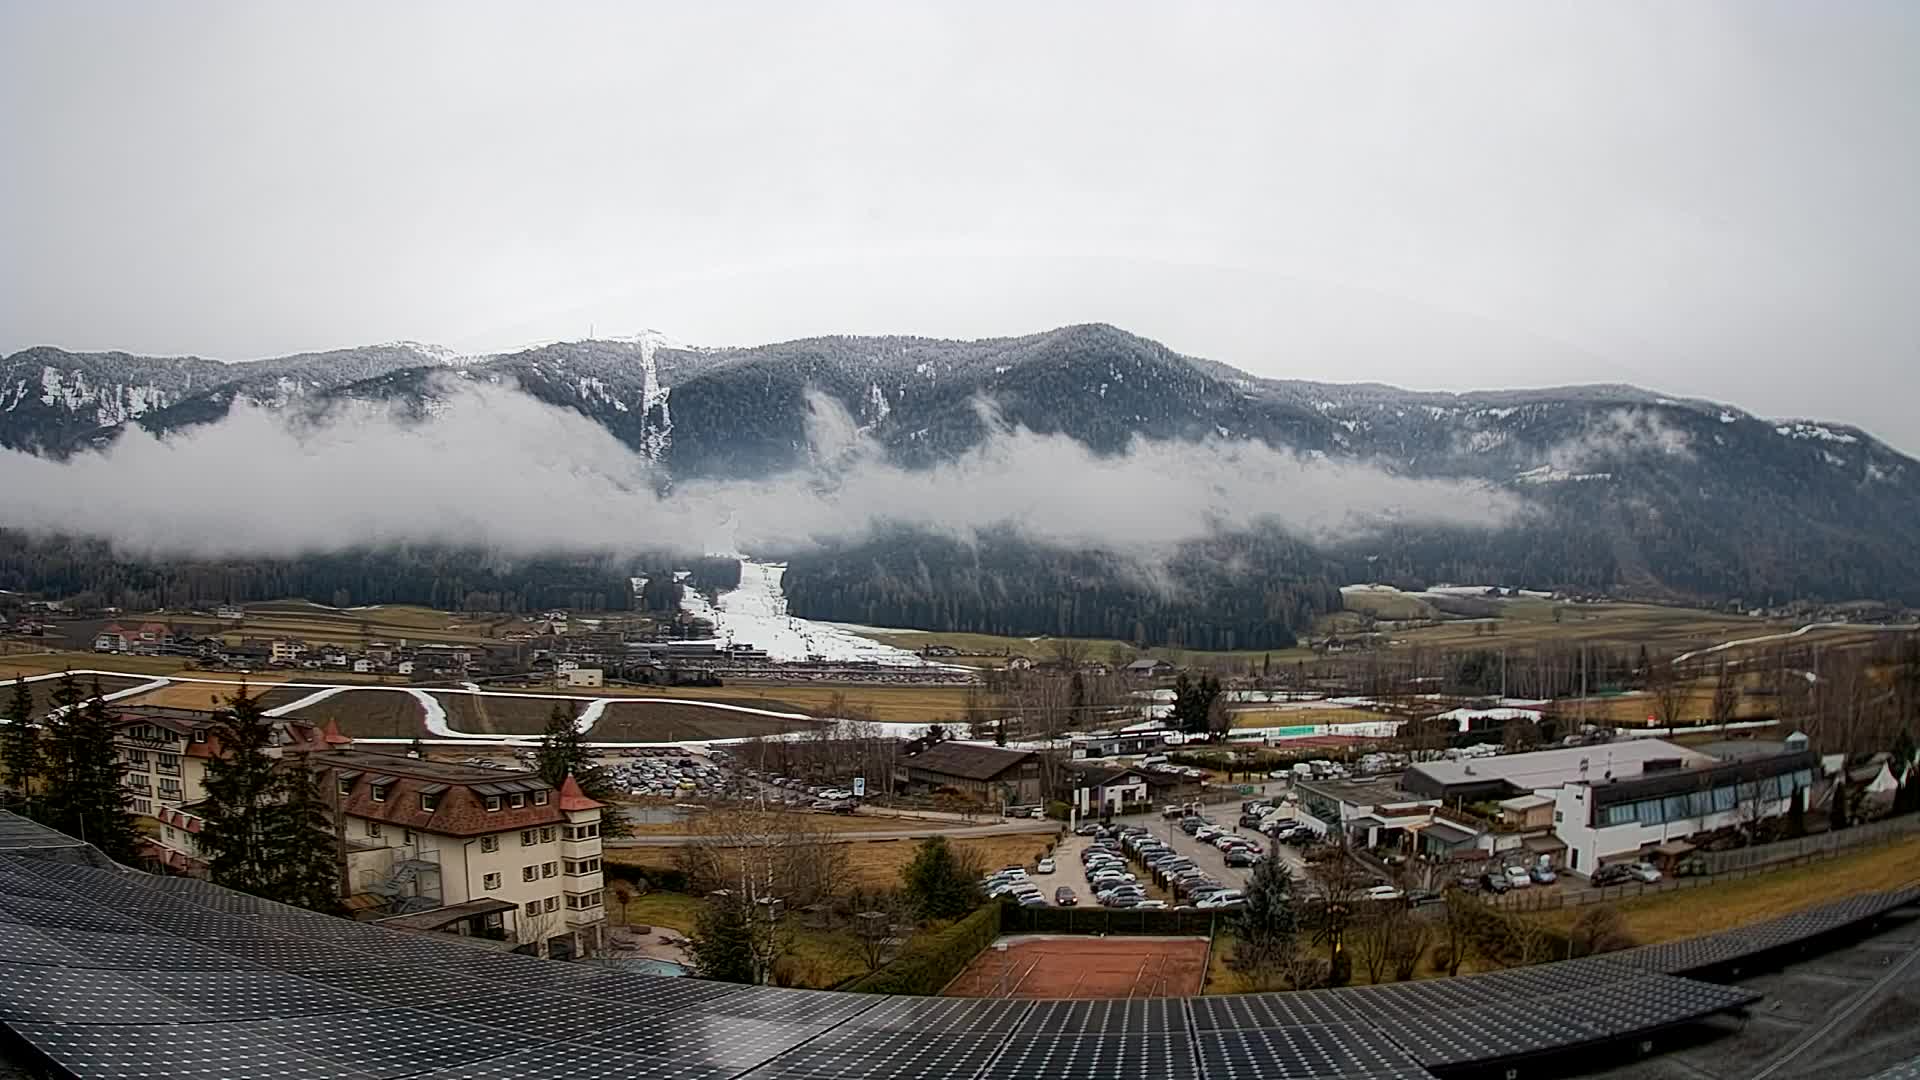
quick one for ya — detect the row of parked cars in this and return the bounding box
[1115,825,1247,909]
[982,866,1050,907]
[1180,815,1268,868]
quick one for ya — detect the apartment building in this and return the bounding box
[313,749,608,959]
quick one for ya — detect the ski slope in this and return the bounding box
[679,560,933,667]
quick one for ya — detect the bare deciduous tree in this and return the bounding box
[1710,660,1741,728]
[1645,654,1692,728]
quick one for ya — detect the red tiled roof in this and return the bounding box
[321,718,353,746]
[334,764,564,837]
[556,774,603,811]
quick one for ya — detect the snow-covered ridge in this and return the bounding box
[1775,421,1858,445]
[1513,464,1613,485]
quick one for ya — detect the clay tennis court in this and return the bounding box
[942,936,1209,999]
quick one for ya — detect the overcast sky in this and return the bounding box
[3,2,1916,450]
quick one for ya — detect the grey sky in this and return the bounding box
[3,2,1917,451]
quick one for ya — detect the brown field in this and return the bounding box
[1529,835,1920,945]
[608,833,1055,891]
[619,813,932,836]
[488,682,976,724]
[0,652,196,678]
[587,701,822,743]
[1388,601,1771,653]
[290,689,427,739]
[116,675,297,710]
[945,936,1209,998]
[1230,705,1398,729]
[9,675,150,720]
[434,693,559,736]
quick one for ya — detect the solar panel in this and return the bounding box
[417,989,642,1042]
[8,1021,384,1079]
[411,1042,732,1080]
[130,970,384,1021]
[745,1027,1012,1080]
[571,1011,821,1069]
[842,995,1034,1033]
[561,970,751,1009]
[0,966,209,1025]
[692,985,883,1026]
[39,926,260,971]
[986,1031,1199,1080]
[1198,1022,1435,1080]
[255,1012,546,1079]
[1189,990,1369,1031]
[1017,997,1184,1034]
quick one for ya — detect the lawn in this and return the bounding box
[0,651,196,678]
[611,888,872,989]
[588,701,823,742]
[5,675,150,720]
[608,832,1060,892]
[1528,835,1920,944]
[116,676,297,710]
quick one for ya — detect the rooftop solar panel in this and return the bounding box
[1198,1022,1435,1080]
[411,1042,734,1080]
[255,1012,546,1079]
[842,995,1034,1033]
[0,966,210,1025]
[1188,989,1369,1031]
[691,985,883,1026]
[572,1011,821,1069]
[744,1027,1013,1080]
[1017,997,1184,1035]
[9,1021,384,1079]
[417,989,644,1042]
[987,1030,1199,1080]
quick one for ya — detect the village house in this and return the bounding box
[895,742,1046,808]
[1067,764,1154,817]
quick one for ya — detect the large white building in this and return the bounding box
[117,708,608,958]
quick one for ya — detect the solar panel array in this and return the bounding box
[1615,885,1920,975]
[0,812,1901,1080]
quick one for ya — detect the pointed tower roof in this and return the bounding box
[322,718,354,746]
[556,773,604,811]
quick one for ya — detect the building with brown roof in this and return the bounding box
[894,742,1045,808]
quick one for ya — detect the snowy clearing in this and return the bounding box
[680,559,934,666]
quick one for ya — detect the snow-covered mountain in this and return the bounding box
[6,323,1919,608]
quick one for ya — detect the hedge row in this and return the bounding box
[999,902,1222,937]
[845,903,1003,995]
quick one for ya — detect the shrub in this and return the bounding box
[1045,801,1072,821]
[846,904,1002,995]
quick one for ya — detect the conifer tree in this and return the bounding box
[198,690,285,895]
[687,893,758,983]
[67,686,137,861]
[534,702,627,836]
[269,754,345,914]
[1,676,38,803]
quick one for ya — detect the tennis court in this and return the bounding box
[942,935,1209,999]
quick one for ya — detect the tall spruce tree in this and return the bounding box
[1,676,38,803]
[269,754,345,914]
[36,675,136,858]
[533,702,627,836]
[198,690,285,895]
[69,687,138,861]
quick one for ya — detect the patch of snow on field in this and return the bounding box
[681,560,934,666]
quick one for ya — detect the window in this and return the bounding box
[1687,790,1714,818]
[421,792,440,812]
[543,896,559,913]
[566,892,604,910]
[192,729,209,744]
[338,778,352,796]
[522,865,537,882]
[524,900,540,917]
[539,827,555,843]
[371,784,389,803]
[565,858,601,875]
[564,823,601,841]
[1712,785,1737,813]
[510,793,525,809]
[403,829,416,845]
[541,862,557,879]
[485,795,502,812]
[533,791,549,806]
[158,779,182,798]
[124,750,149,767]
[367,822,383,838]
[480,835,499,853]
[154,754,180,776]
[483,873,501,890]
[1661,795,1690,822]
[131,799,152,816]
[520,830,536,847]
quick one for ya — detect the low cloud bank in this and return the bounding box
[0,383,1519,558]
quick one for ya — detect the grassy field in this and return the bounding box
[222,603,516,647]
[117,675,298,710]
[1229,705,1399,729]
[289,689,427,739]
[6,675,149,720]
[610,890,868,988]
[851,629,1308,671]
[588,701,821,742]
[491,683,978,724]
[1529,835,1920,944]
[0,652,196,678]
[1339,589,1441,621]
[608,832,1058,891]
[1387,601,1769,653]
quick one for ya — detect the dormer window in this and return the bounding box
[418,783,446,812]
[371,780,392,803]
[338,778,352,796]
[509,793,525,809]
[485,795,502,812]
[192,729,209,743]
[533,790,549,806]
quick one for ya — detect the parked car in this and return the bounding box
[1504,865,1532,889]
[1590,864,1634,887]
[1406,889,1444,907]
[1529,865,1557,884]
[1224,850,1257,868]
[1036,858,1056,874]
[1626,862,1663,883]
[1074,823,1100,836]
[1135,899,1169,910]
[1196,890,1246,909]
[1055,887,1078,906]
[1363,885,1405,902]
[1479,872,1511,894]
